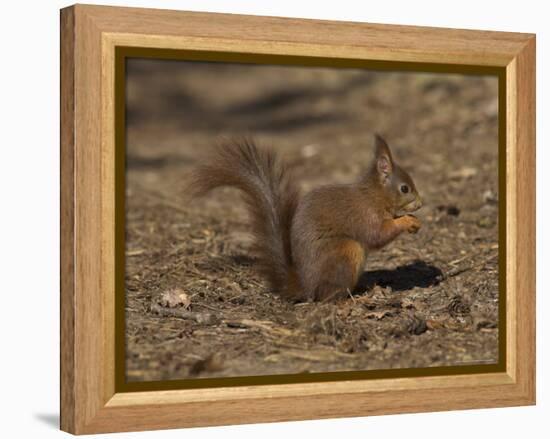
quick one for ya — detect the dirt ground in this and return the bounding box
[124,59,500,382]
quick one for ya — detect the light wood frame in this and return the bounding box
[60,4,536,434]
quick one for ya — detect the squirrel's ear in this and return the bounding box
[374,134,393,178]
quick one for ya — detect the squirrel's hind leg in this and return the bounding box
[312,239,365,302]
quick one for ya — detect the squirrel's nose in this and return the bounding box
[416,196,423,209]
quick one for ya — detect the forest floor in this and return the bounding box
[124,60,500,381]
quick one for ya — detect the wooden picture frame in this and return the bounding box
[60,4,535,434]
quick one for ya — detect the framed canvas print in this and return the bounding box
[60,4,536,434]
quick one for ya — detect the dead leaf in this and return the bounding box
[365,310,393,320]
[426,319,445,330]
[301,143,319,158]
[127,249,145,256]
[447,295,471,316]
[159,288,191,309]
[188,353,224,376]
[407,315,428,335]
[450,167,477,179]
[476,320,498,331]
[477,217,495,228]
[483,189,498,204]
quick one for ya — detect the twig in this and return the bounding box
[448,253,472,266]
[223,318,296,338]
[150,303,218,325]
[265,347,355,363]
[193,302,221,312]
[444,265,474,279]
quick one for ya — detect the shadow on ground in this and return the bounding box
[357,261,443,292]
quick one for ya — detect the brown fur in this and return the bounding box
[187,138,299,293]
[187,136,422,302]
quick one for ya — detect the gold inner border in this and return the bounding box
[115,47,507,393]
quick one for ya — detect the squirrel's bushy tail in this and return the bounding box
[187,138,300,296]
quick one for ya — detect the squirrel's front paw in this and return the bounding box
[401,215,421,234]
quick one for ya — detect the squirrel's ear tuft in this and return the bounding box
[374,134,393,178]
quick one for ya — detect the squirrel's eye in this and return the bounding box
[400,185,409,194]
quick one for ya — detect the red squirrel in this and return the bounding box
[188,135,422,302]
